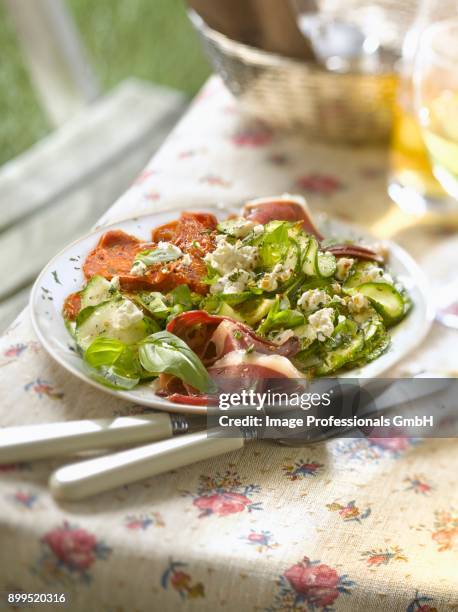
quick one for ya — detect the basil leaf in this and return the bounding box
[258,221,291,269]
[168,284,193,308]
[139,331,214,393]
[84,337,125,367]
[135,246,182,265]
[84,337,142,390]
[257,295,304,334]
[85,364,140,390]
[268,309,304,330]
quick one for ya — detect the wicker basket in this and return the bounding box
[189,9,401,145]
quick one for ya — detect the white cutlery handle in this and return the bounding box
[0,414,177,463]
[49,431,244,501]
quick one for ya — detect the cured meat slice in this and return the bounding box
[207,319,300,362]
[242,195,323,239]
[166,311,299,366]
[83,230,153,279]
[162,311,301,402]
[63,292,81,320]
[208,350,304,379]
[82,212,218,295]
[326,244,384,263]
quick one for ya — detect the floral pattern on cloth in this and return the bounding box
[0,341,40,364]
[24,378,64,400]
[361,546,408,567]
[431,509,458,552]
[406,591,438,612]
[124,512,165,530]
[267,556,354,612]
[230,122,273,147]
[296,173,344,196]
[10,490,38,508]
[161,560,205,600]
[282,458,324,481]
[33,521,111,584]
[242,530,279,553]
[404,475,434,495]
[326,500,371,523]
[330,437,420,462]
[183,469,263,518]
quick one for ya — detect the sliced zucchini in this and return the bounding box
[302,237,318,276]
[302,238,336,278]
[134,292,169,320]
[283,240,300,274]
[344,261,383,289]
[80,275,116,309]
[293,344,322,370]
[316,331,365,375]
[217,302,245,322]
[237,297,275,325]
[76,298,149,350]
[356,282,405,325]
[317,252,337,278]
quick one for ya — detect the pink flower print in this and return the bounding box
[285,560,340,608]
[231,124,273,147]
[43,526,97,571]
[361,546,407,567]
[143,189,160,202]
[178,148,206,159]
[183,470,262,518]
[13,491,37,508]
[125,517,153,530]
[243,530,278,552]
[133,168,156,185]
[40,521,111,581]
[368,436,411,454]
[326,500,371,523]
[296,173,343,196]
[272,556,354,611]
[199,174,231,188]
[404,475,433,495]
[194,491,253,517]
[3,343,27,358]
[24,379,64,400]
[124,512,164,530]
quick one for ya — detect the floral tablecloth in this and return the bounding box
[1,77,457,612]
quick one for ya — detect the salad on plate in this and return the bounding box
[62,195,412,404]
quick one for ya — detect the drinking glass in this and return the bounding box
[414,20,458,201]
[414,19,458,328]
[388,0,457,215]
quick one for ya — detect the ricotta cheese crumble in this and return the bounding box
[308,307,335,341]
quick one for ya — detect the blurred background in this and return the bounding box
[0,0,211,333]
[0,0,210,165]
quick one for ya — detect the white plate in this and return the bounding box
[30,204,434,414]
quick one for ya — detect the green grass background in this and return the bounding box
[0,0,210,166]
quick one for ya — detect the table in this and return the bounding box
[1,77,457,612]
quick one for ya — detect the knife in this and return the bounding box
[0,413,190,463]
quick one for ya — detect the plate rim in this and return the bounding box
[30,206,435,414]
